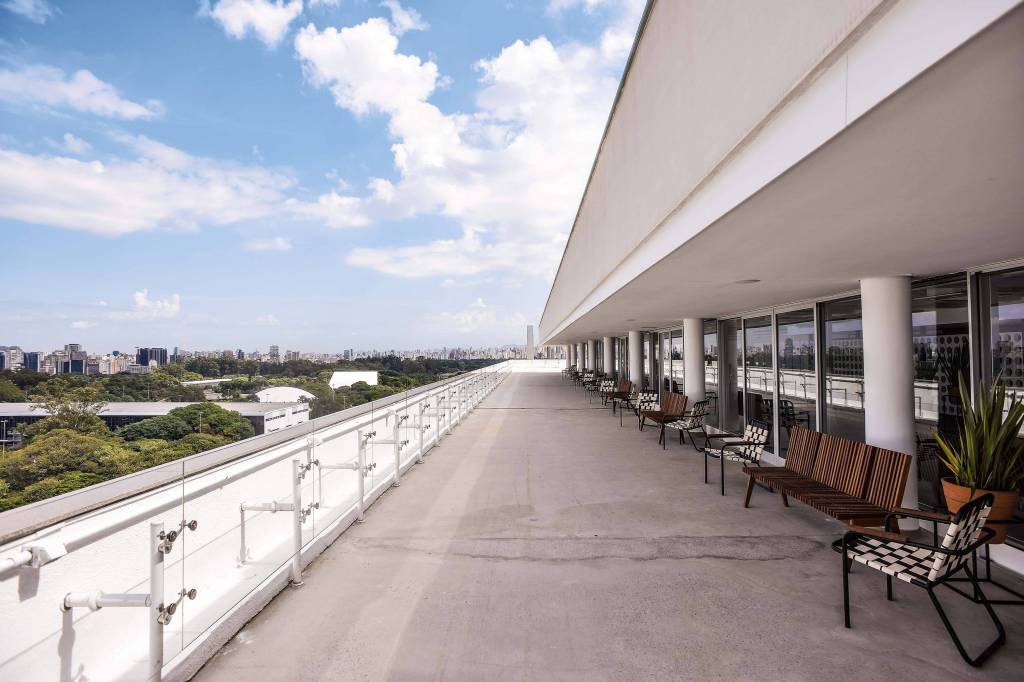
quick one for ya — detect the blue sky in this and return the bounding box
[0,0,641,353]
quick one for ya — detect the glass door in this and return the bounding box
[720,318,744,433]
[776,308,817,458]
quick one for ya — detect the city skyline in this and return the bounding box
[1,0,643,350]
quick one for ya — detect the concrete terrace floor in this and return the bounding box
[195,369,1024,681]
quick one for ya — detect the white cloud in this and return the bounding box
[45,132,92,155]
[108,289,182,321]
[0,134,296,235]
[244,236,292,251]
[424,298,527,335]
[70,320,97,329]
[295,1,641,281]
[381,1,428,36]
[346,226,562,278]
[3,0,53,23]
[0,65,162,119]
[207,0,304,48]
[254,314,280,326]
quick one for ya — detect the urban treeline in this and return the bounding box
[0,356,496,512]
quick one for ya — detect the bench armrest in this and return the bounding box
[891,507,951,522]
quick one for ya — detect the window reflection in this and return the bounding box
[671,330,683,393]
[743,315,774,451]
[704,320,719,428]
[721,318,744,433]
[981,267,1024,546]
[777,308,816,458]
[912,277,970,510]
[822,297,865,441]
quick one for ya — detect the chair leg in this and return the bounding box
[886,575,893,602]
[927,569,1006,667]
[779,492,789,507]
[720,455,725,496]
[743,475,755,508]
[703,450,708,484]
[660,424,666,449]
[842,540,851,628]
[640,416,645,431]
[679,428,684,445]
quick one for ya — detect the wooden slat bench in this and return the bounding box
[742,426,911,527]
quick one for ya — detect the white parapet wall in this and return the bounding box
[0,363,510,682]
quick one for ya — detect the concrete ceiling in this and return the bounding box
[550,6,1024,343]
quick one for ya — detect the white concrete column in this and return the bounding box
[587,340,596,373]
[683,318,705,401]
[627,330,642,385]
[578,342,586,370]
[602,337,614,377]
[861,276,917,515]
[565,345,572,369]
[569,344,577,368]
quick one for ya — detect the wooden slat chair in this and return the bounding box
[639,392,688,449]
[664,398,711,449]
[837,495,1005,667]
[703,419,770,495]
[584,372,605,401]
[605,378,631,409]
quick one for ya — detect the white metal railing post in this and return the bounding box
[357,430,367,521]
[417,402,426,463]
[149,522,164,682]
[392,412,401,487]
[290,459,303,586]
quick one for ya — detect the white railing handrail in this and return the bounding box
[0,362,506,548]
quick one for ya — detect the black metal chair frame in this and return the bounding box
[665,399,711,450]
[837,497,1006,668]
[702,419,769,496]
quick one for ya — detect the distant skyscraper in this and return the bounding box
[24,352,42,371]
[236,349,245,360]
[269,345,280,362]
[137,347,168,367]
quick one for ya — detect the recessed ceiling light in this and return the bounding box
[734,279,761,284]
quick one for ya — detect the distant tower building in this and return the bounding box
[236,349,245,360]
[136,347,168,367]
[269,345,280,362]
[24,352,42,371]
[526,325,535,360]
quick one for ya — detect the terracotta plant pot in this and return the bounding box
[941,478,1020,544]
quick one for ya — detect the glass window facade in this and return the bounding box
[776,308,816,458]
[821,297,865,442]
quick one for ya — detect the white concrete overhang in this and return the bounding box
[542,3,1024,344]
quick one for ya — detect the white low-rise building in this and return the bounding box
[328,371,379,389]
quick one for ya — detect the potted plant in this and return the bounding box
[934,372,1024,543]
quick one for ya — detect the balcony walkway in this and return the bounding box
[195,370,1024,681]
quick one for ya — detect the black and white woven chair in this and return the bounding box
[664,398,711,448]
[702,419,769,496]
[837,494,1005,667]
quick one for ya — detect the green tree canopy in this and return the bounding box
[0,429,136,490]
[0,378,25,402]
[168,403,254,440]
[116,415,193,441]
